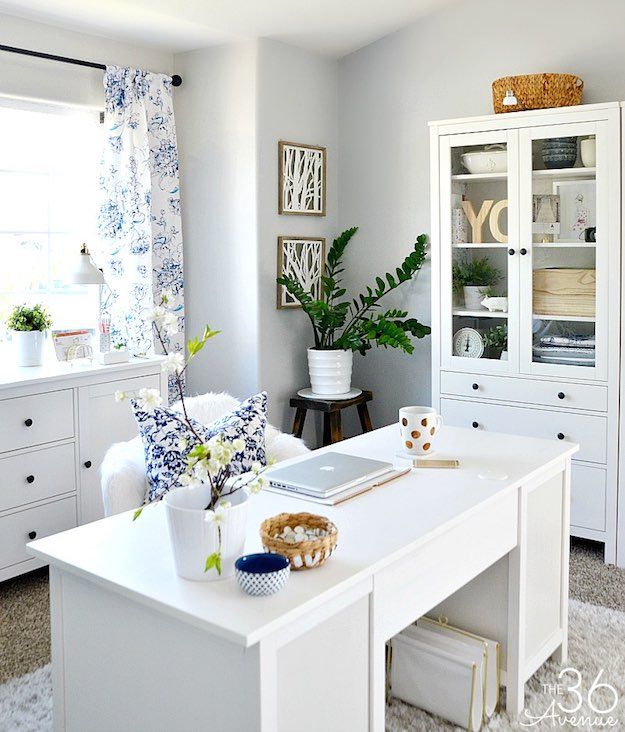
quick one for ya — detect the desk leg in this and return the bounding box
[292,408,307,438]
[369,596,386,732]
[506,488,527,718]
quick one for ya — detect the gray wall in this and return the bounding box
[175,43,260,401]
[338,0,625,430]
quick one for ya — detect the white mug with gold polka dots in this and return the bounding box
[399,406,443,456]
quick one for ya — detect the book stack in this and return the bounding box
[532,334,595,367]
[389,617,500,731]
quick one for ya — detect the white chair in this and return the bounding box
[101,392,310,516]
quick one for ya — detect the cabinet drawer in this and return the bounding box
[0,497,76,570]
[440,371,608,412]
[571,464,606,532]
[0,390,74,453]
[440,398,606,464]
[0,443,76,513]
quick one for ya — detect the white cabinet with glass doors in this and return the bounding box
[430,103,621,565]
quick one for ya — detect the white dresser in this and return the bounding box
[429,103,621,565]
[0,355,166,581]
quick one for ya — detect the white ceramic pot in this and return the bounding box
[463,286,486,311]
[11,330,46,367]
[581,138,596,168]
[164,485,249,581]
[461,149,507,174]
[307,348,353,395]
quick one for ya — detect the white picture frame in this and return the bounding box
[277,236,326,309]
[278,141,326,216]
[552,180,596,242]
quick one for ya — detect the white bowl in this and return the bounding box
[461,150,507,175]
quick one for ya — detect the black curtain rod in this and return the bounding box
[0,43,182,86]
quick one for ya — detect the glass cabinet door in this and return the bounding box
[440,131,519,373]
[519,122,609,380]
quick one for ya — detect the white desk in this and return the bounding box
[29,425,577,731]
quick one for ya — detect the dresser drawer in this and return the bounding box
[0,443,76,513]
[0,497,76,570]
[440,398,606,464]
[440,371,607,412]
[571,464,606,532]
[0,390,74,453]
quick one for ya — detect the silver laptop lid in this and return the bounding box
[266,452,392,495]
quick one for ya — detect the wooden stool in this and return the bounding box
[290,390,373,446]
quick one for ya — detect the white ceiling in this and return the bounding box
[0,0,455,58]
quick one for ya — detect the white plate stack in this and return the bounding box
[389,617,500,731]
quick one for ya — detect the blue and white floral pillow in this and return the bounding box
[133,392,268,503]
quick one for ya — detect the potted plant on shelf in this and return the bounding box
[483,324,508,360]
[277,228,431,395]
[117,293,266,582]
[452,257,501,311]
[7,304,52,367]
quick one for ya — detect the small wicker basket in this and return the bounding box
[492,73,583,114]
[260,513,338,570]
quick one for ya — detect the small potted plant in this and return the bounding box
[277,228,431,395]
[7,304,52,366]
[483,324,508,360]
[452,257,501,311]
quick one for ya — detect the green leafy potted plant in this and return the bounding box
[277,228,430,395]
[452,257,501,311]
[483,324,508,360]
[7,304,52,367]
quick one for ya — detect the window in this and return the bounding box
[0,100,102,340]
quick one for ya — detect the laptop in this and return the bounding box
[265,452,395,499]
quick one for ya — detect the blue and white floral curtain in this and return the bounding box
[97,66,184,399]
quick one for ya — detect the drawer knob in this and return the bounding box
[472,383,479,390]
[28,531,37,540]
[508,248,515,256]
[84,460,92,469]
[557,432,565,440]
[557,392,565,400]
[520,248,528,255]
[24,418,33,427]
[26,475,35,484]
[472,421,479,429]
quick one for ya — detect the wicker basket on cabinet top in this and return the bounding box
[533,268,596,317]
[492,74,583,114]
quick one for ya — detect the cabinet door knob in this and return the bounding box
[28,531,37,540]
[558,392,565,400]
[557,432,565,440]
[472,383,479,390]
[26,475,35,484]
[520,248,528,255]
[84,460,92,469]
[24,418,33,427]
[508,248,515,256]
[472,421,479,429]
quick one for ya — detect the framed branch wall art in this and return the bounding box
[278,141,326,216]
[276,236,326,309]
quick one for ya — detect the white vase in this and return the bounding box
[463,286,486,311]
[581,138,596,168]
[164,485,249,581]
[307,348,353,395]
[11,330,46,367]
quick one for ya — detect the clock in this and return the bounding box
[453,327,485,358]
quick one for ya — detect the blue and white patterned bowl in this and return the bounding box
[235,553,290,596]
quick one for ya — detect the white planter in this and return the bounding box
[581,138,596,168]
[11,330,46,367]
[307,348,353,395]
[463,286,487,311]
[164,485,249,581]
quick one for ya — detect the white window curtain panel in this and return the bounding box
[97,66,184,400]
